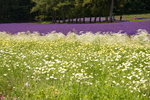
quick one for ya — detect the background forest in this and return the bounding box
[0,0,150,23]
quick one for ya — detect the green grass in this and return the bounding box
[130,19,150,22]
[0,32,150,100]
[116,13,150,19]
[35,21,53,24]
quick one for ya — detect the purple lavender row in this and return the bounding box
[0,21,149,35]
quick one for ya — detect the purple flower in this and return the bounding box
[0,21,149,35]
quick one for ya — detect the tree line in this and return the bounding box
[0,0,150,23]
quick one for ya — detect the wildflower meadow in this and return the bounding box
[0,30,150,99]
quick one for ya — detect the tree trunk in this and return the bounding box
[79,17,81,23]
[120,15,123,21]
[51,11,54,23]
[99,17,101,22]
[68,17,71,23]
[62,14,65,23]
[52,11,56,23]
[58,17,61,23]
[62,17,65,23]
[71,18,74,23]
[83,17,85,23]
[90,17,92,23]
[54,11,56,23]
[76,17,78,23]
[109,0,114,22]
[113,15,115,21]
[62,8,65,23]
[94,17,97,23]
[54,17,56,23]
[52,16,54,23]
[105,17,108,21]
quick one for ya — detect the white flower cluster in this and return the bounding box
[0,30,149,99]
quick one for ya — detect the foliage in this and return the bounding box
[0,0,150,22]
[30,0,150,22]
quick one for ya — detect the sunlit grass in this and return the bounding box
[0,30,150,100]
[130,19,150,22]
[116,13,150,19]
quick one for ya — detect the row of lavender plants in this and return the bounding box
[0,21,150,35]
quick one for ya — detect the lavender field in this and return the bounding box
[0,20,150,35]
